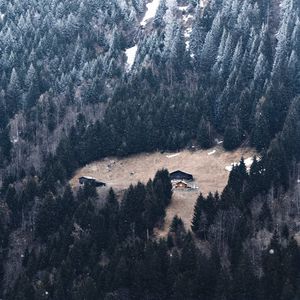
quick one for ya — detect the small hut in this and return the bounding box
[79,176,106,187]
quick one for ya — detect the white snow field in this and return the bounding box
[140,0,160,26]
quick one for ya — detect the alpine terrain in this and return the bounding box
[0,0,300,299]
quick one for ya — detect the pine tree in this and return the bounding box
[197,117,214,149]
[262,232,284,299]
[6,68,21,115]
[191,193,204,235]
[223,122,242,151]
[35,193,60,240]
[238,89,253,132]
[232,254,260,300]
[252,113,271,151]
[0,92,8,130]
[0,126,12,162]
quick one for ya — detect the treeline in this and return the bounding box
[2,0,300,175]
[12,229,300,300]
[48,91,298,186]
[4,163,300,300]
[188,156,300,299]
[4,169,173,299]
[0,0,143,171]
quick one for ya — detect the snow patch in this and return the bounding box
[125,45,138,71]
[200,0,208,9]
[225,163,237,172]
[244,157,254,168]
[0,13,4,21]
[183,14,193,23]
[140,0,161,26]
[225,157,260,172]
[184,31,191,39]
[184,26,192,48]
[183,18,193,50]
[178,6,189,11]
[166,153,180,158]
[208,150,216,156]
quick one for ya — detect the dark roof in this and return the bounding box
[170,170,193,181]
[79,176,106,187]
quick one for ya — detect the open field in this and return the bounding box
[70,146,257,235]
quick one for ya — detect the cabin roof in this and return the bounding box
[79,176,95,180]
[170,170,193,177]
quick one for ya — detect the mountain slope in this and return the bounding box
[1,0,300,299]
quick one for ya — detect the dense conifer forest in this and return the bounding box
[0,0,300,299]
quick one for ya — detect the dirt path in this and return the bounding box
[70,146,257,236]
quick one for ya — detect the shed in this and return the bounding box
[79,176,106,187]
[170,170,193,181]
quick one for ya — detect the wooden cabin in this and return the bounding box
[79,176,106,187]
[173,181,190,189]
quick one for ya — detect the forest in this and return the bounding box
[0,0,300,299]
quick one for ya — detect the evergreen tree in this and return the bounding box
[223,122,242,151]
[35,193,60,240]
[0,126,12,162]
[191,193,205,237]
[262,232,284,300]
[197,117,214,149]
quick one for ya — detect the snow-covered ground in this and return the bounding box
[166,153,181,158]
[125,45,138,71]
[200,0,209,9]
[0,13,4,21]
[178,6,189,12]
[140,0,161,26]
[225,156,261,172]
[184,26,192,49]
[244,157,254,168]
[208,150,216,156]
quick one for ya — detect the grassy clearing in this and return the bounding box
[70,146,257,236]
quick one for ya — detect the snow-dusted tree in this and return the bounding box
[200,11,223,72]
